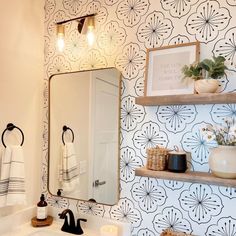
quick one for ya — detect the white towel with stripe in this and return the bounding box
[0,145,26,207]
[59,142,79,193]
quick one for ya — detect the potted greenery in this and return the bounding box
[182,56,228,93]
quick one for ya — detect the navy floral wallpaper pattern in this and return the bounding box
[43,0,236,235]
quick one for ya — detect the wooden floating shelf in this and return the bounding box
[135,167,236,187]
[135,93,236,106]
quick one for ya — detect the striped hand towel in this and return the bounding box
[59,142,79,193]
[0,145,26,207]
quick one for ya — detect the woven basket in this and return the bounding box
[146,146,169,171]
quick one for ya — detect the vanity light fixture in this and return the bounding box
[56,24,65,52]
[86,16,95,46]
[56,14,96,52]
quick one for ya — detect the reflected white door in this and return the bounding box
[90,72,119,205]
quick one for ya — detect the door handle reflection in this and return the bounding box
[93,179,106,187]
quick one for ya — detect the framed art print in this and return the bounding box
[144,42,200,96]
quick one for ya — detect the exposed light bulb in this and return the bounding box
[57,35,65,52]
[57,24,65,52]
[86,16,95,46]
[87,29,95,46]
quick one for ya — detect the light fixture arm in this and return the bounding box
[56,13,96,25]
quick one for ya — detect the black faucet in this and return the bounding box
[59,209,87,235]
[76,218,88,235]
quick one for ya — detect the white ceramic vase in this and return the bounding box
[194,79,219,94]
[209,145,236,179]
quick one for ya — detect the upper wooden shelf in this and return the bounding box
[135,167,236,187]
[135,93,236,106]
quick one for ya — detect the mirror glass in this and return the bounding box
[48,68,121,205]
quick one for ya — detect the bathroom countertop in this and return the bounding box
[0,214,67,236]
[0,207,75,235]
[1,221,57,236]
[0,206,131,236]
[1,220,98,236]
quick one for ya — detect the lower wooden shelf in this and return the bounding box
[135,167,236,187]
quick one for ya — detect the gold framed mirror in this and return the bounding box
[48,67,121,205]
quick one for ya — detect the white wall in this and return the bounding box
[0,0,44,216]
[44,1,236,235]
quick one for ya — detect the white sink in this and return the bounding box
[0,207,131,236]
[27,227,97,236]
[27,222,98,236]
[29,231,92,236]
[28,229,66,236]
[3,220,119,236]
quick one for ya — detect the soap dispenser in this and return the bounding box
[37,194,48,220]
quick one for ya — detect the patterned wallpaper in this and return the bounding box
[43,0,236,235]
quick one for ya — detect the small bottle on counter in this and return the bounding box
[37,194,47,221]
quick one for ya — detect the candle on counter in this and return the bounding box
[100,224,118,236]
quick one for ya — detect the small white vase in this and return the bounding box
[195,79,219,94]
[209,145,236,179]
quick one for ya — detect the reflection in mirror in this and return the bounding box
[49,68,121,205]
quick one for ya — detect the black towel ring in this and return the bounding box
[1,123,24,148]
[62,125,74,145]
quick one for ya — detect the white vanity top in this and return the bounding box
[1,221,98,236]
[0,206,131,236]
